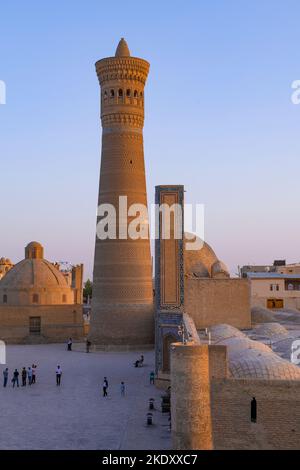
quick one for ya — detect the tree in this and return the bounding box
[83,279,93,302]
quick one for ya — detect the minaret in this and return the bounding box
[89,39,154,348]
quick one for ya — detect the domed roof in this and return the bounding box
[0,258,69,289]
[184,233,219,278]
[115,38,130,57]
[210,323,300,380]
[211,260,230,278]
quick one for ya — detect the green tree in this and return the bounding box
[83,279,93,302]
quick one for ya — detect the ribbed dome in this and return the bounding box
[0,259,69,289]
[209,323,300,381]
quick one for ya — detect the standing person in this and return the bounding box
[149,371,155,385]
[27,367,33,386]
[102,377,108,397]
[12,369,19,388]
[120,381,125,397]
[3,368,8,388]
[31,364,37,384]
[56,365,62,386]
[67,338,72,351]
[21,367,27,387]
[86,339,91,353]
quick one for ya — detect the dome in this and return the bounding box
[211,260,230,278]
[0,259,69,290]
[210,323,300,380]
[0,242,74,306]
[210,323,247,341]
[184,233,219,278]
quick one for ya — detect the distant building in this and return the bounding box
[247,272,300,310]
[0,241,84,343]
[0,257,14,280]
[240,260,286,278]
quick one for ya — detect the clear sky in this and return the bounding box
[0,0,300,280]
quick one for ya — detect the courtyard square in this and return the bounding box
[0,344,171,450]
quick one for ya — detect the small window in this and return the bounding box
[134,90,138,97]
[32,294,39,304]
[118,89,123,97]
[104,91,108,100]
[110,89,115,97]
[29,317,41,335]
[3,294,7,304]
[126,89,131,97]
[140,91,143,97]
[251,397,257,423]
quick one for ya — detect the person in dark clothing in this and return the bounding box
[67,338,72,351]
[21,367,27,387]
[86,340,91,353]
[32,364,37,384]
[103,377,108,397]
[150,371,155,385]
[3,368,8,388]
[12,369,19,388]
[56,366,62,386]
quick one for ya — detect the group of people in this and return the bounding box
[3,364,37,388]
[67,338,92,353]
[102,377,126,397]
[2,365,64,388]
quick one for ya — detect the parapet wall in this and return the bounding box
[211,378,300,449]
[0,305,83,343]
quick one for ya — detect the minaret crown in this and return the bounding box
[115,38,130,57]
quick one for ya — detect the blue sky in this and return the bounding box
[0,0,300,279]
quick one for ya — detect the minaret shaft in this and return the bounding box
[89,40,154,348]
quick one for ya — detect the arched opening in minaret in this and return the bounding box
[110,89,115,98]
[126,89,131,97]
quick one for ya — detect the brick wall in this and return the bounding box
[211,378,300,449]
[185,278,251,329]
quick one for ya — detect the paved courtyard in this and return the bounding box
[0,344,171,450]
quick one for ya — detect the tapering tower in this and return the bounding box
[89,39,154,348]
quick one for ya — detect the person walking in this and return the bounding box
[3,368,8,388]
[86,339,91,353]
[56,365,62,386]
[27,367,33,386]
[150,371,155,385]
[103,377,108,397]
[12,369,19,388]
[21,367,27,387]
[120,381,125,397]
[32,364,37,384]
[67,338,72,351]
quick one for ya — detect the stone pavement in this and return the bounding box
[0,344,171,450]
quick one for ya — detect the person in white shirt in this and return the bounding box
[56,365,62,386]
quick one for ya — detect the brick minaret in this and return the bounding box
[89,39,154,348]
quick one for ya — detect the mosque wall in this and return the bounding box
[185,278,251,329]
[0,305,83,343]
[211,378,300,449]
[171,342,300,450]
